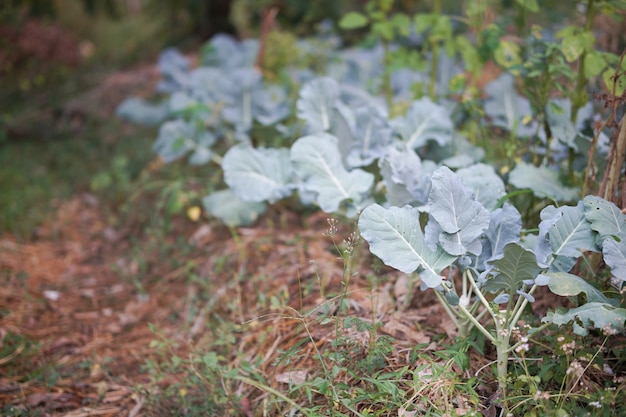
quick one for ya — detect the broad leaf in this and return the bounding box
[346,105,393,168]
[297,77,340,132]
[547,105,579,151]
[222,68,264,132]
[156,47,189,93]
[434,134,485,168]
[516,0,539,12]
[484,243,542,294]
[358,204,456,287]
[202,34,258,70]
[116,97,169,126]
[220,69,290,134]
[484,74,535,137]
[153,120,216,164]
[188,67,232,104]
[543,272,617,305]
[543,302,626,336]
[379,152,418,208]
[485,204,523,261]
[545,98,592,152]
[254,84,291,126]
[391,98,453,149]
[603,238,626,287]
[391,68,427,102]
[457,163,505,210]
[546,202,598,267]
[188,146,213,165]
[169,91,199,114]
[426,166,490,255]
[223,145,295,203]
[508,162,578,201]
[535,205,562,266]
[583,195,626,243]
[379,144,434,207]
[290,133,374,214]
[339,11,369,29]
[202,189,266,227]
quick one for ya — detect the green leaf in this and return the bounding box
[483,74,535,137]
[290,133,374,215]
[515,0,539,12]
[457,163,506,211]
[603,67,626,96]
[358,204,456,288]
[508,162,578,201]
[202,190,266,227]
[116,97,169,126]
[584,50,607,78]
[391,13,411,36]
[455,36,480,74]
[372,21,395,41]
[484,243,542,294]
[339,12,369,29]
[431,15,453,41]
[544,272,617,305]
[494,40,521,69]
[296,77,339,132]
[543,302,626,336]
[153,119,216,165]
[603,238,626,288]
[546,99,583,152]
[558,28,594,62]
[426,166,491,256]
[548,202,598,259]
[390,97,453,149]
[223,145,295,203]
[414,14,434,32]
[583,195,626,243]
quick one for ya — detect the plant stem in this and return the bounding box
[458,301,495,343]
[569,0,596,183]
[601,111,626,202]
[509,284,537,328]
[434,290,463,332]
[429,43,439,100]
[382,40,394,111]
[582,116,609,196]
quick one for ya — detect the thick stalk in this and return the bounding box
[601,114,626,202]
[428,0,442,100]
[382,40,394,111]
[582,117,608,196]
[429,41,440,100]
[569,0,596,183]
[457,301,495,343]
[434,290,464,334]
[570,0,596,124]
[494,327,511,409]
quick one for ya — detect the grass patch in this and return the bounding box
[0,120,156,238]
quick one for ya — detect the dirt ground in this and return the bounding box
[1,184,477,416]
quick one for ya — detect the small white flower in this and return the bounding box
[515,343,529,353]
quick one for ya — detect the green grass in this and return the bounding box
[0,120,156,238]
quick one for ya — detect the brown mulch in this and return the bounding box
[0,189,465,415]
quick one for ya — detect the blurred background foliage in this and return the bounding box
[0,0,624,237]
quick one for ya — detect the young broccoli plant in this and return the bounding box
[358,166,626,409]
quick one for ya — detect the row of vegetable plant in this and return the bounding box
[117,0,626,411]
